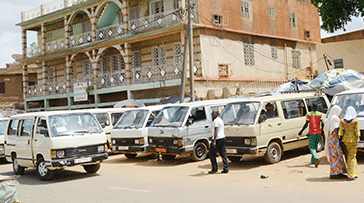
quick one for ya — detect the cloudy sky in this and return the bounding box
[0,0,363,67]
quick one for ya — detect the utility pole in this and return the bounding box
[187,0,195,101]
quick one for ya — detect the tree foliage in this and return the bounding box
[311,0,364,32]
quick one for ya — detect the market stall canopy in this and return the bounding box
[308,69,364,96]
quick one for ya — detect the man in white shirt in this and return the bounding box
[209,111,229,174]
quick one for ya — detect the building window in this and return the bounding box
[0,81,5,94]
[334,59,344,69]
[292,50,301,69]
[174,43,183,66]
[304,30,311,40]
[271,47,278,59]
[218,64,230,78]
[152,47,166,66]
[241,0,251,18]
[212,15,223,25]
[268,7,276,18]
[83,63,92,77]
[243,42,255,66]
[289,13,297,28]
[132,51,142,68]
[47,66,56,81]
[150,0,164,16]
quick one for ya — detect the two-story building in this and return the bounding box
[20,0,321,111]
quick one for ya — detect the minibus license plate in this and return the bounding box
[118,146,129,150]
[155,148,167,153]
[358,143,364,148]
[75,157,92,164]
[226,149,237,154]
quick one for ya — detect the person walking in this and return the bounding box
[209,111,229,174]
[298,104,324,167]
[339,106,360,180]
[325,105,346,179]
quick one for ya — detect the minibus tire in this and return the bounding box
[37,159,53,181]
[12,158,25,175]
[83,163,101,174]
[192,142,209,161]
[125,153,138,159]
[264,141,282,164]
[228,156,241,163]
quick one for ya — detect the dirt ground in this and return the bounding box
[1,149,364,203]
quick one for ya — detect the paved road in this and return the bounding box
[1,149,364,203]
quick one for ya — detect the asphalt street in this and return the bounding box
[1,149,364,203]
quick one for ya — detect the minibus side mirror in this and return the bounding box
[186,117,194,126]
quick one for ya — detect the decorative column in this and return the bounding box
[91,50,100,107]
[21,29,29,102]
[124,43,133,99]
[41,23,46,55]
[64,16,70,49]
[41,61,48,96]
[91,8,97,42]
[121,1,129,33]
[65,55,72,109]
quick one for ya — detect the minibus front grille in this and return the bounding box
[149,137,174,147]
[64,145,99,158]
[113,138,143,146]
[225,137,244,147]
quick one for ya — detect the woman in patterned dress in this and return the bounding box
[325,105,346,179]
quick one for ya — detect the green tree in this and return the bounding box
[312,0,364,32]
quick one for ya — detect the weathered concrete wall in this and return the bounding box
[317,39,364,73]
[197,0,321,43]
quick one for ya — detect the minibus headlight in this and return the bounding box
[244,138,257,146]
[98,145,105,153]
[55,150,65,159]
[244,139,251,145]
[112,139,116,145]
[135,138,144,145]
[149,138,153,143]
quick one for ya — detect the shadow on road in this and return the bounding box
[306,176,349,183]
[14,169,99,185]
[135,157,193,168]
[104,155,153,164]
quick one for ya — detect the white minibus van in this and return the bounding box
[5,111,108,180]
[111,105,164,158]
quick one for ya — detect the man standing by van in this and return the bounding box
[209,111,229,174]
[298,104,324,167]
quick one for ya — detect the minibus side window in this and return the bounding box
[36,118,49,137]
[281,99,307,119]
[306,97,328,113]
[7,120,19,136]
[20,119,34,137]
[259,102,279,122]
[111,113,123,126]
[190,107,207,123]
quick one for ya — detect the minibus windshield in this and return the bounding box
[152,106,189,127]
[115,110,149,129]
[334,93,364,117]
[49,113,102,137]
[222,102,260,125]
[0,120,6,136]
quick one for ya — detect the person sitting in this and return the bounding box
[265,103,277,119]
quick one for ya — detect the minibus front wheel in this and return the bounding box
[36,158,53,181]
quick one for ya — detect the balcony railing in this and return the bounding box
[129,10,180,33]
[46,38,66,52]
[21,0,88,22]
[97,70,128,89]
[96,24,126,41]
[27,85,44,97]
[48,80,68,95]
[133,63,182,84]
[70,31,92,47]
